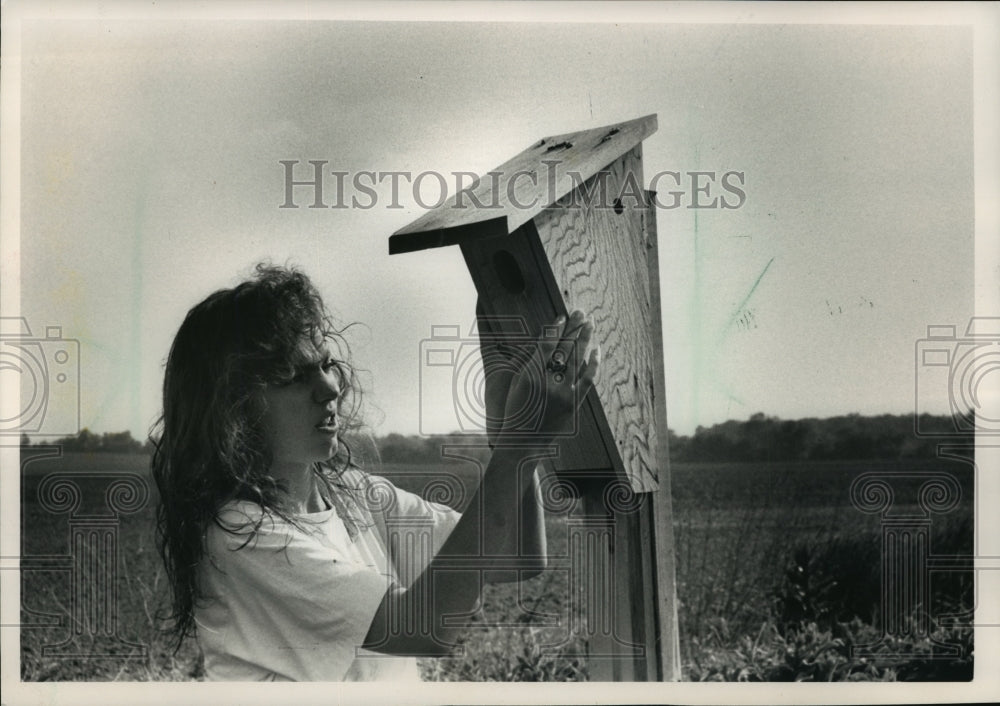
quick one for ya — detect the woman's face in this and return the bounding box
[261,338,343,471]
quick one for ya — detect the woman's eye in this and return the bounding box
[279,368,308,385]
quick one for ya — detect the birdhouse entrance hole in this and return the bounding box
[492,249,526,295]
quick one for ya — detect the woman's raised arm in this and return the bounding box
[363,309,599,656]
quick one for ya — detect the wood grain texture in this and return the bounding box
[390,114,657,254]
[531,147,659,492]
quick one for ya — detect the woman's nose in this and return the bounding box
[313,370,341,403]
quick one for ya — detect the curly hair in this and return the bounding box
[150,263,366,646]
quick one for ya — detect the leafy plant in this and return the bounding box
[684,618,970,682]
[420,626,587,682]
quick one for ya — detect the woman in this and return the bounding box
[152,264,599,681]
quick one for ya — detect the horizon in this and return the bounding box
[19,408,977,446]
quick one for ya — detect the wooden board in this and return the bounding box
[642,190,682,680]
[390,114,657,254]
[530,147,659,493]
[567,482,662,681]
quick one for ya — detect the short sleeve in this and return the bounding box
[198,504,391,682]
[360,474,461,588]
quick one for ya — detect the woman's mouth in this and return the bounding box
[315,415,338,434]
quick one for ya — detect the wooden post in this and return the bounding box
[644,190,683,679]
[389,115,680,680]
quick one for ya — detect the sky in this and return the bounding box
[5,8,986,442]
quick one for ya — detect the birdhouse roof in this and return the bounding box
[389,114,657,254]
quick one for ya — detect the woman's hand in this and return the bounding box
[483,309,600,447]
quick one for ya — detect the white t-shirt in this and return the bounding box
[195,470,460,681]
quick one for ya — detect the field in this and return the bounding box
[18,451,975,681]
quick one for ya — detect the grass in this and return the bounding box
[18,453,975,681]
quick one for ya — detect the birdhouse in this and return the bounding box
[390,115,681,680]
[390,114,664,494]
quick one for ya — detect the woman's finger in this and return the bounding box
[537,314,565,363]
[570,320,594,380]
[576,345,600,401]
[550,310,586,369]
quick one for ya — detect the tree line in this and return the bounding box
[666,412,974,462]
[19,412,972,463]
[18,429,152,454]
